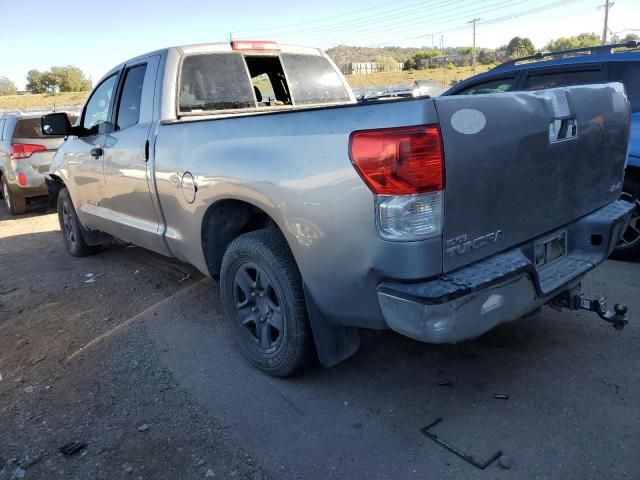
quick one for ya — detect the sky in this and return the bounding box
[0,0,638,89]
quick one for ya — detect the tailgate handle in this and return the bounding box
[549,117,577,143]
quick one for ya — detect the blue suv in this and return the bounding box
[445,41,640,260]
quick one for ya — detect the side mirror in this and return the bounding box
[41,112,73,136]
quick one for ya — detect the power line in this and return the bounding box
[370,0,586,47]
[291,0,526,45]
[265,0,481,40]
[230,0,419,35]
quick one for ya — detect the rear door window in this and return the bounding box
[179,53,255,113]
[0,119,5,141]
[280,53,351,105]
[455,77,517,95]
[116,64,147,130]
[609,62,640,112]
[523,67,604,91]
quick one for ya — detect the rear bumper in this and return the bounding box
[4,169,49,199]
[377,200,635,343]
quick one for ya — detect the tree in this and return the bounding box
[478,50,497,65]
[407,50,439,69]
[543,33,600,52]
[622,33,639,42]
[26,66,91,93]
[505,37,536,58]
[26,69,51,94]
[457,47,473,56]
[0,76,17,96]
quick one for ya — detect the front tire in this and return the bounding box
[2,177,27,215]
[220,228,314,377]
[57,188,98,257]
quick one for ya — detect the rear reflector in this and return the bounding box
[11,143,46,160]
[18,172,27,186]
[231,40,280,51]
[349,124,444,195]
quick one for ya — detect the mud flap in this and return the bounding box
[304,285,360,367]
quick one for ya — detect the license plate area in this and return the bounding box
[534,230,567,269]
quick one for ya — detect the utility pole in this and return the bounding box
[601,1,614,45]
[468,18,481,74]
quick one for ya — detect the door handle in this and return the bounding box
[90,147,103,159]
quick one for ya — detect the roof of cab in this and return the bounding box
[100,41,324,81]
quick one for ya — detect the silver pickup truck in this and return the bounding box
[42,41,635,376]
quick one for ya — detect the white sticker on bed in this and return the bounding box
[450,109,486,135]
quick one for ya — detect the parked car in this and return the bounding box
[445,41,640,260]
[0,112,76,215]
[42,41,634,376]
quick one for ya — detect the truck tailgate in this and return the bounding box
[434,83,630,272]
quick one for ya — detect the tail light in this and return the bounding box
[11,144,46,160]
[349,125,444,241]
[231,40,280,51]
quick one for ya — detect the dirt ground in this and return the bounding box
[0,205,263,479]
[1,203,639,480]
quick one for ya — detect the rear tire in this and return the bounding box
[57,188,99,257]
[610,209,640,261]
[2,177,27,215]
[220,228,315,377]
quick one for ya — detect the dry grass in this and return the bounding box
[344,65,494,89]
[0,92,89,112]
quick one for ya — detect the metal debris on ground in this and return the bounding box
[84,273,104,284]
[59,441,87,456]
[421,418,503,470]
[0,287,17,295]
[438,380,453,387]
[493,393,510,400]
[137,424,149,432]
[13,467,26,479]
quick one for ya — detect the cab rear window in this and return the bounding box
[180,53,255,112]
[178,52,350,115]
[280,53,351,105]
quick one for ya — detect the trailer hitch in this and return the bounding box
[550,289,629,330]
[573,294,628,330]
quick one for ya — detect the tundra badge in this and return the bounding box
[446,230,503,257]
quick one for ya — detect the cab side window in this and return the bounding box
[456,77,516,95]
[82,74,118,135]
[523,68,603,91]
[116,64,147,130]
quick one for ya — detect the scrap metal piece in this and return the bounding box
[421,418,502,470]
[493,393,509,400]
[438,380,453,387]
[59,441,87,456]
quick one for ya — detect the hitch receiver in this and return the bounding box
[551,289,628,330]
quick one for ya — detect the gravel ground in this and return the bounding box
[0,203,639,480]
